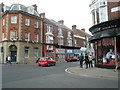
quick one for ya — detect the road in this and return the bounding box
[2,62,118,88]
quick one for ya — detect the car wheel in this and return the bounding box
[53,63,56,66]
[38,64,41,67]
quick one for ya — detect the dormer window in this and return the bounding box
[27,6,34,14]
[47,25,53,33]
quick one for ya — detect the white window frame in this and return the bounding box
[58,27,62,35]
[25,18,30,26]
[11,16,17,24]
[68,39,72,46]
[34,21,38,28]
[2,32,4,41]
[47,25,53,33]
[58,38,64,45]
[34,33,38,42]
[46,35,53,43]
[10,31,16,40]
[25,32,30,41]
[3,19,5,26]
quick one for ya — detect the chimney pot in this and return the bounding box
[32,4,37,11]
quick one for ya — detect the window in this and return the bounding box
[24,47,29,57]
[74,40,77,46]
[27,6,34,14]
[100,6,107,23]
[46,35,53,43]
[34,21,38,28]
[10,31,16,40]
[58,27,62,35]
[34,48,38,57]
[58,38,64,45]
[2,32,4,41]
[11,16,17,24]
[47,25,53,33]
[3,19,5,26]
[25,18,30,26]
[68,39,72,46]
[68,31,71,37]
[34,33,38,42]
[25,32,30,41]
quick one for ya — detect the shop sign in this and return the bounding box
[74,50,85,53]
[56,49,65,54]
[46,45,53,51]
[66,49,74,54]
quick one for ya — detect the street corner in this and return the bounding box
[65,66,118,80]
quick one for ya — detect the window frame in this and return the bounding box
[11,16,17,24]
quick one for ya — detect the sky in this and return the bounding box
[0,0,92,34]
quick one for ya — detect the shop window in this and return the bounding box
[97,38,115,65]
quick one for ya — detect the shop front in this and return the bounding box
[89,18,120,68]
[56,48,65,62]
[66,49,74,58]
[44,45,56,60]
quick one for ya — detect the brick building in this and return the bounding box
[0,3,42,64]
[89,0,120,68]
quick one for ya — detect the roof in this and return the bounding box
[44,18,73,31]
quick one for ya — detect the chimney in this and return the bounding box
[72,25,76,30]
[81,28,85,31]
[40,13,45,19]
[0,2,4,13]
[32,4,37,11]
[58,20,64,25]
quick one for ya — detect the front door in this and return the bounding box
[11,51,17,62]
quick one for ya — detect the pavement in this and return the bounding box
[65,66,119,80]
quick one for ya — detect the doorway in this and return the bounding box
[9,45,17,62]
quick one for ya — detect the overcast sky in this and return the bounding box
[1,0,92,34]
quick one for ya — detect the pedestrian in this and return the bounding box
[114,52,120,72]
[89,54,93,68]
[85,53,89,69]
[78,53,84,68]
[7,56,11,64]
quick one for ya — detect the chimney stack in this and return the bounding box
[32,4,37,11]
[58,20,64,25]
[72,25,76,30]
[40,13,45,19]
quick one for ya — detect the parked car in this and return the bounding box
[37,57,56,66]
[65,56,79,62]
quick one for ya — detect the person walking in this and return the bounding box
[78,53,84,68]
[85,53,89,69]
[7,56,11,64]
[89,54,93,68]
[114,52,120,71]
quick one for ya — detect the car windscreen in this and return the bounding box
[39,58,47,60]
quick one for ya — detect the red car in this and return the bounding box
[65,56,79,62]
[38,57,56,66]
